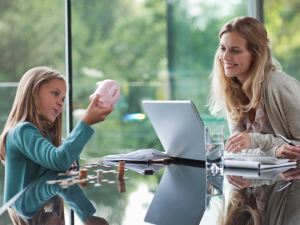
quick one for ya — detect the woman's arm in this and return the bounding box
[227,72,300,157]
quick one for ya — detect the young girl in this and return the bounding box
[0,67,113,209]
[208,17,300,160]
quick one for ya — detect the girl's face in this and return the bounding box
[219,31,253,85]
[38,79,66,123]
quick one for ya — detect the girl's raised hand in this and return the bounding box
[81,94,114,126]
[225,132,251,153]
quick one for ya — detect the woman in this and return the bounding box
[208,16,300,160]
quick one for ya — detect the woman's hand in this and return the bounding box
[226,175,251,189]
[280,168,300,181]
[225,132,251,153]
[81,94,114,126]
[276,144,300,161]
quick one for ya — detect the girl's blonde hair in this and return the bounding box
[208,17,281,122]
[8,195,65,225]
[0,66,66,163]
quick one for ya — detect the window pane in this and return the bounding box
[71,1,247,224]
[72,0,248,158]
[167,0,247,136]
[71,0,167,157]
[0,0,65,129]
[264,0,300,80]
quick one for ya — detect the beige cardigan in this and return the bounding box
[264,179,300,224]
[229,70,300,156]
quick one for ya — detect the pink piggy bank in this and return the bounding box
[89,79,120,109]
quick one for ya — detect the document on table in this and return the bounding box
[224,153,296,169]
[103,149,170,162]
[224,165,296,179]
[103,160,166,175]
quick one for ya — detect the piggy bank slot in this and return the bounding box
[108,86,117,97]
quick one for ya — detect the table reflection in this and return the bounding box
[223,166,300,225]
[3,160,300,225]
[7,170,107,225]
[145,162,207,225]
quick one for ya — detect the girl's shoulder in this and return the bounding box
[8,122,39,136]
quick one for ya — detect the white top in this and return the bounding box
[244,90,275,135]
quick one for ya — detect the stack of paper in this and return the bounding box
[224,153,297,170]
[103,149,170,162]
[224,165,296,179]
[104,161,166,175]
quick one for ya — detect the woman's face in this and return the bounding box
[219,31,253,85]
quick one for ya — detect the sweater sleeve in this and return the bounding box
[228,118,246,135]
[12,172,95,222]
[12,121,94,172]
[249,73,300,150]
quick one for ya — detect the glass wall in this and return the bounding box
[264,0,300,80]
[71,0,247,224]
[71,0,168,158]
[1,0,300,224]
[71,0,249,160]
[0,1,65,224]
[166,0,248,137]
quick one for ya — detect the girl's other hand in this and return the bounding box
[225,132,251,153]
[70,161,77,170]
[81,94,114,126]
[275,144,300,162]
[67,161,77,172]
[83,216,108,225]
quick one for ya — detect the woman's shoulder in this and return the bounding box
[263,70,300,93]
[264,70,299,86]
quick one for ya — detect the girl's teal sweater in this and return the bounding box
[4,121,94,203]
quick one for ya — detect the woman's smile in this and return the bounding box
[219,31,253,85]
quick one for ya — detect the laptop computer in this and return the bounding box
[142,100,205,161]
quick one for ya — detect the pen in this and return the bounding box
[275,133,298,192]
[276,179,296,192]
[276,133,297,147]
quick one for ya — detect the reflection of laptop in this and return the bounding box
[144,164,207,225]
[142,100,205,161]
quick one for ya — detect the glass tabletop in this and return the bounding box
[1,158,299,225]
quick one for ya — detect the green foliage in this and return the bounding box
[0,0,65,82]
[264,0,300,80]
[166,0,248,116]
[1,0,300,223]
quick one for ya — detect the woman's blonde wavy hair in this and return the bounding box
[208,17,281,123]
[218,191,262,225]
[0,66,66,163]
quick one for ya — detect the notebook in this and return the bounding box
[142,100,206,161]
